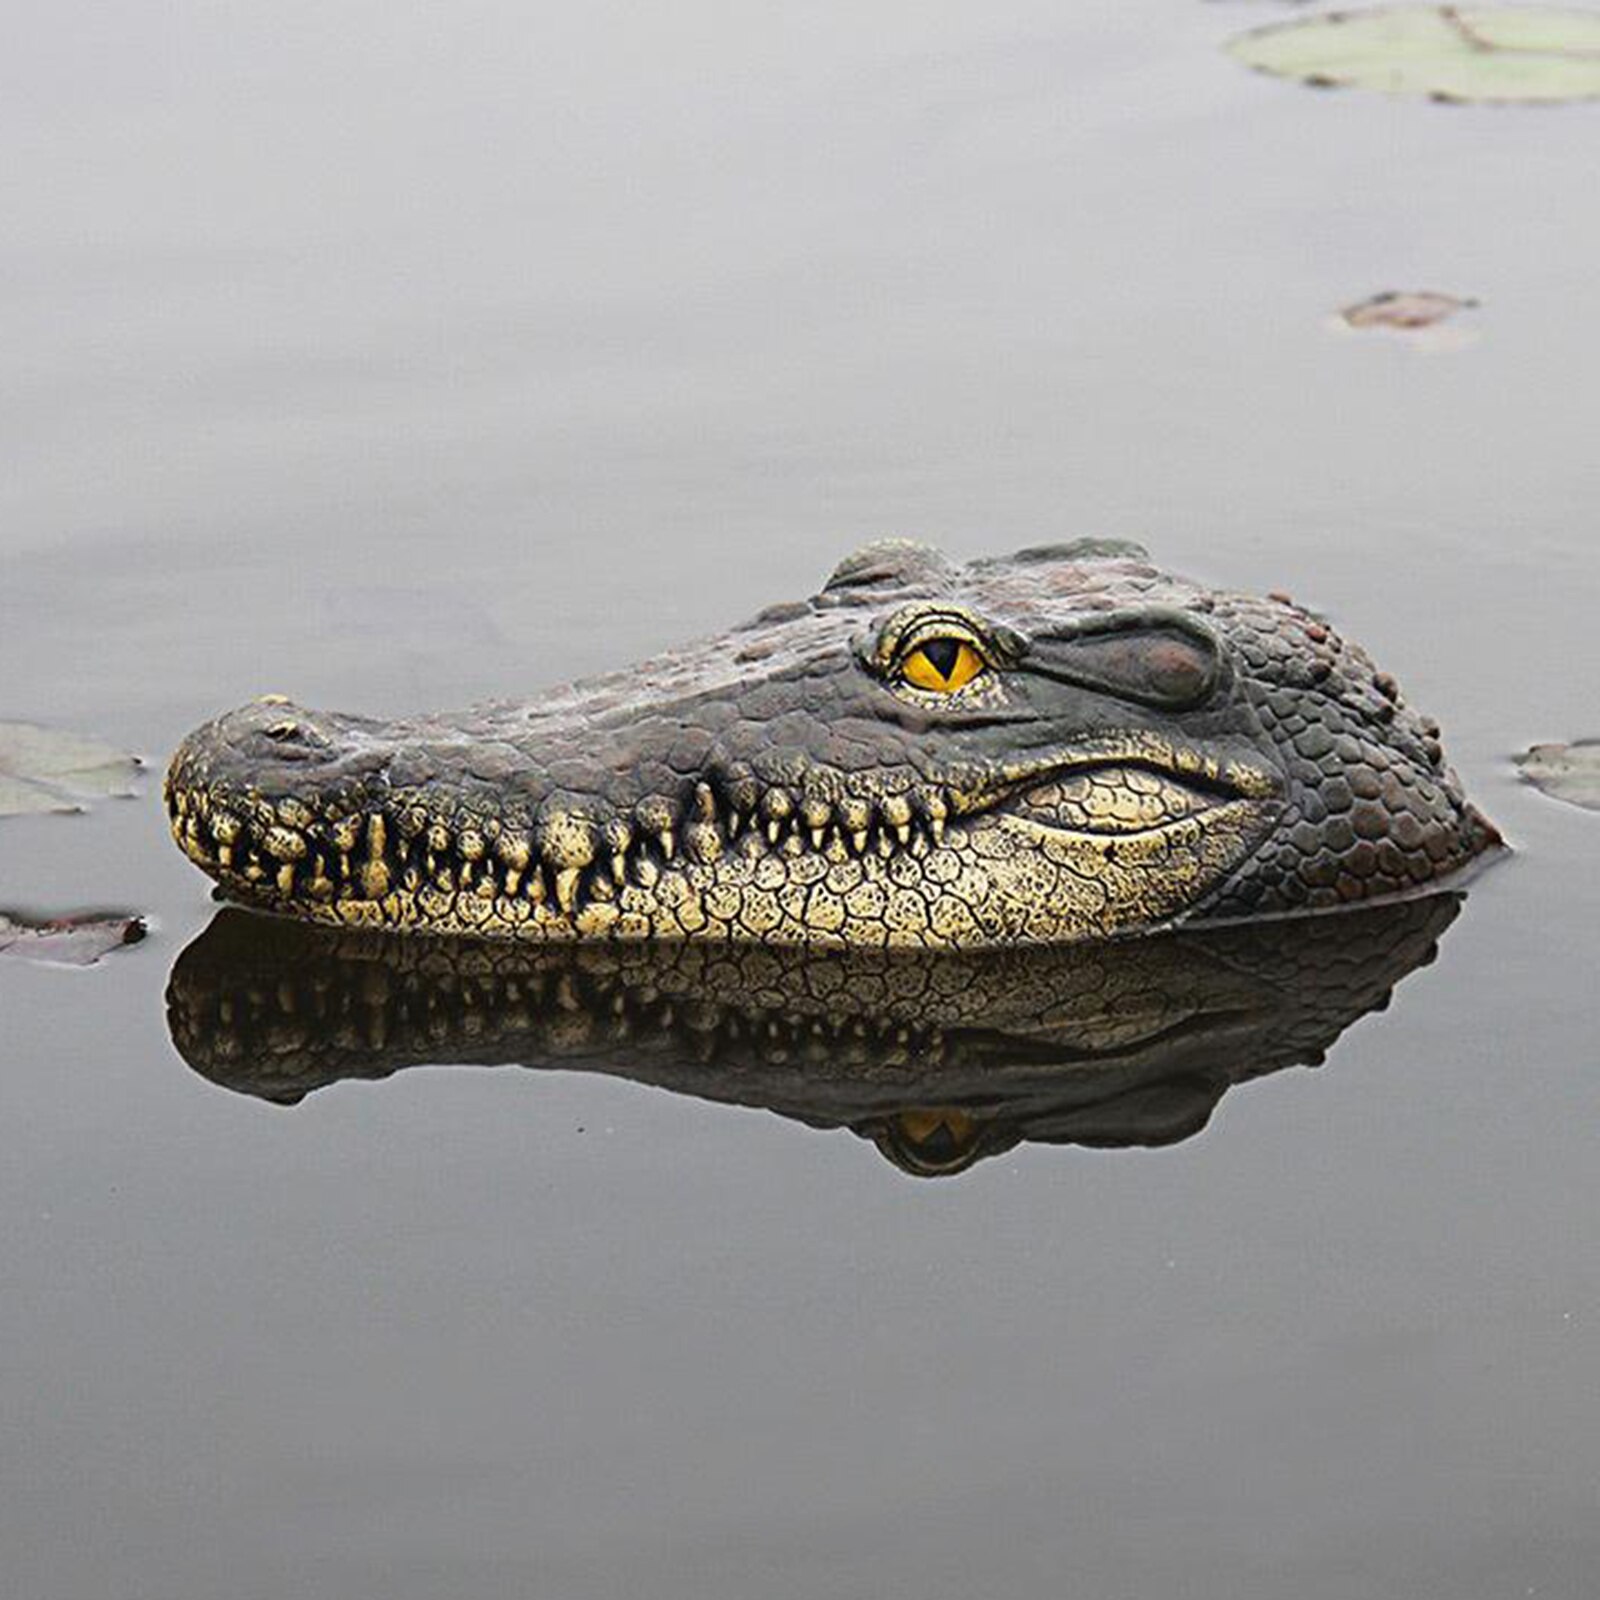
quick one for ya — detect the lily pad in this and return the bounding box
[0,910,147,968]
[0,721,143,817]
[1227,6,1600,104]
[1516,740,1600,811]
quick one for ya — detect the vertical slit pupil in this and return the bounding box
[920,638,962,681]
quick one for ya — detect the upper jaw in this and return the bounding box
[166,691,1280,939]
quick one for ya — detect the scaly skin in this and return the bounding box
[165,540,1499,947]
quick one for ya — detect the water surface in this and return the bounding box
[4,4,1599,1597]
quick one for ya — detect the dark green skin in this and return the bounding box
[168,891,1463,1173]
[165,540,1500,947]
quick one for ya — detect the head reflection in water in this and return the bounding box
[167,895,1463,1176]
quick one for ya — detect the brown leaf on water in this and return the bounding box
[1516,741,1600,812]
[0,721,143,818]
[1341,290,1479,332]
[0,910,147,967]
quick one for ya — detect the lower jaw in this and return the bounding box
[188,801,1270,949]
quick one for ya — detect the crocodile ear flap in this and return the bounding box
[1024,611,1224,709]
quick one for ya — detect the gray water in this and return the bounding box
[4,3,1599,1596]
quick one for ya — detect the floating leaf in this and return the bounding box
[1341,289,1479,329]
[0,721,143,817]
[1516,740,1600,811]
[0,910,147,968]
[1227,6,1600,105]
[1332,288,1482,350]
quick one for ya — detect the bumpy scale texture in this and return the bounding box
[166,541,1499,948]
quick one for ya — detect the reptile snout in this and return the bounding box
[165,696,403,901]
[169,698,382,790]
[215,700,340,765]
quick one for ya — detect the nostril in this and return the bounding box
[235,710,334,762]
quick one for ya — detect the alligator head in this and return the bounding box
[165,540,1499,946]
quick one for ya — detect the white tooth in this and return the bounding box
[760,789,794,843]
[604,819,633,883]
[554,867,581,914]
[632,798,675,855]
[496,835,532,871]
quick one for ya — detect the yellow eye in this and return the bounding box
[899,638,985,693]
